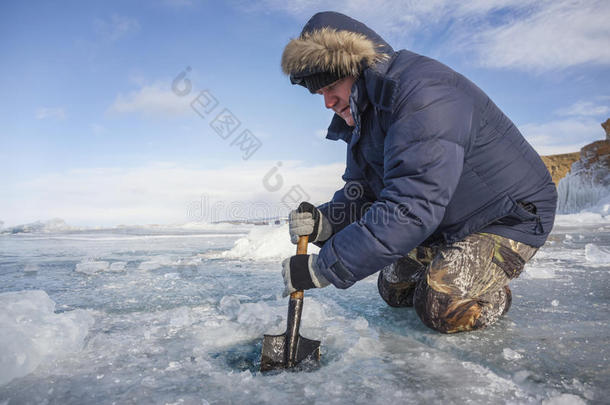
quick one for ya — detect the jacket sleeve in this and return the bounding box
[316,82,470,288]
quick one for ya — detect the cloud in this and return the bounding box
[556,99,610,117]
[163,0,194,6]
[468,1,610,72]
[108,83,191,117]
[94,14,140,42]
[35,107,66,120]
[249,0,610,72]
[1,162,345,226]
[519,117,606,155]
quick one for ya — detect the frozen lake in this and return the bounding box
[0,220,608,404]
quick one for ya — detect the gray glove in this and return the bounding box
[281,254,330,297]
[288,202,333,244]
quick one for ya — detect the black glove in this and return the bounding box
[281,254,330,296]
[288,202,333,244]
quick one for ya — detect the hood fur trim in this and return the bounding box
[281,27,388,78]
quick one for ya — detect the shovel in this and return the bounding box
[260,235,321,371]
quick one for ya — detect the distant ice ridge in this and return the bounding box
[0,290,94,386]
[0,219,252,234]
[219,225,319,261]
[1,218,73,234]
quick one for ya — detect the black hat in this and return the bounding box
[290,70,344,94]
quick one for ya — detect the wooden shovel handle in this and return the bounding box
[290,235,309,299]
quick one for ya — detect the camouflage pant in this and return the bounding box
[377,233,538,333]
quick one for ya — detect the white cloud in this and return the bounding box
[1,162,345,227]
[163,0,194,6]
[94,14,140,42]
[556,100,610,117]
[108,83,191,117]
[469,1,610,71]
[251,0,610,72]
[519,117,605,155]
[36,107,65,120]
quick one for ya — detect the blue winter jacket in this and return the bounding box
[303,13,557,289]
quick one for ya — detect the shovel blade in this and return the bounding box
[260,333,320,372]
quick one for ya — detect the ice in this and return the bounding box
[22,263,39,273]
[585,243,610,264]
[0,223,606,403]
[109,261,127,271]
[138,255,175,270]
[75,260,110,274]
[218,224,319,261]
[554,212,610,227]
[1,218,251,235]
[503,348,523,360]
[0,290,94,386]
[74,259,125,275]
[1,218,73,234]
[542,393,587,405]
[522,265,556,279]
[556,158,610,215]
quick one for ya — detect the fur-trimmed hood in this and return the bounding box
[281,12,394,83]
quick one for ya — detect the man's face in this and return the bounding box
[316,76,357,127]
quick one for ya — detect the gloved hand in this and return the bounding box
[281,254,330,297]
[288,202,333,244]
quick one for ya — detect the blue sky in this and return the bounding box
[1,0,609,227]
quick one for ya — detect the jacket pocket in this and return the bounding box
[494,198,544,235]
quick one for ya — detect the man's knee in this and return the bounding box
[377,256,425,307]
[413,280,511,334]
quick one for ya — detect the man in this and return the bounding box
[280,11,557,333]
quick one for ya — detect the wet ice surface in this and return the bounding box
[0,222,608,404]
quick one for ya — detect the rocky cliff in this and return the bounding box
[542,119,610,185]
[540,152,581,185]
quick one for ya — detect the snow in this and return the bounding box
[217,224,319,261]
[0,290,94,386]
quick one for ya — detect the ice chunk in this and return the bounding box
[523,266,556,279]
[219,296,241,319]
[0,290,94,386]
[585,243,610,264]
[502,348,523,360]
[109,261,127,272]
[542,393,586,405]
[75,260,109,275]
[23,263,39,273]
[219,225,319,261]
[138,255,174,270]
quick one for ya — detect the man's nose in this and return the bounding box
[323,92,336,109]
